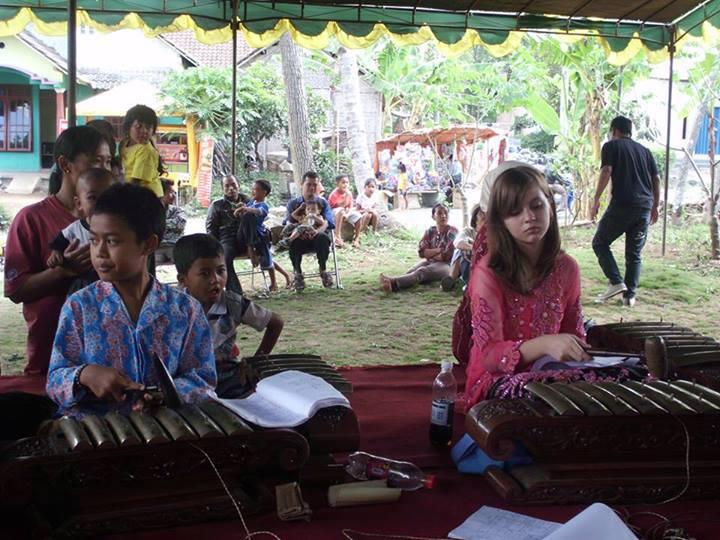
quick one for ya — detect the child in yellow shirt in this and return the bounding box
[120,104,164,197]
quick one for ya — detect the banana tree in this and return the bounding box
[512,37,650,219]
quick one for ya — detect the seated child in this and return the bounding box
[47,167,115,292]
[174,233,284,398]
[232,179,290,291]
[277,199,326,249]
[328,175,362,248]
[442,204,486,292]
[46,183,217,418]
[353,177,381,247]
[464,166,590,408]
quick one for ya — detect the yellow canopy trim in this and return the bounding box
[0,7,684,65]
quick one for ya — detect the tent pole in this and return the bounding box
[661,38,675,257]
[231,0,238,175]
[67,0,77,127]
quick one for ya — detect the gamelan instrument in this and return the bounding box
[467,379,720,504]
[244,353,353,394]
[587,321,720,387]
[0,356,359,537]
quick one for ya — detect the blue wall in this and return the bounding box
[0,69,41,172]
[694,107,720,156]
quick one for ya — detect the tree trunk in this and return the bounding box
[279,34,315,189]
[674,95,714,221]
[338,48,374,192]
[708,112,719,259]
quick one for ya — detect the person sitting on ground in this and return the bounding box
[463,166,589,408]
[174,234,284,398]
[4,126,112,376]
[120,104,165,198]
[283,171,336,291]
[441,204,485,292]
[206,174,250,294]
[353,177,382,247]
[46,168,115,292]
[380,203,457,293]
[46,183,217,419]
[328,174,362,248]
[232,179,290,291]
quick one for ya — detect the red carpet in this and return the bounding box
[3,365,720,539]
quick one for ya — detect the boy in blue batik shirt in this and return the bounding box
[233,179,290,291]
[47,183,217,419]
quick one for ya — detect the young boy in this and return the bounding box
[353,177,381,247]
[233,179,290,291]
[46,183,217,418]
[174,233,284,398]
[46,168,115,290]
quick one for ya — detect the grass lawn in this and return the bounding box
[2,220,719,375]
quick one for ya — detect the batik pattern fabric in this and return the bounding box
[464,253,585,408]
[47,279,217,418]
[417,225,458,262]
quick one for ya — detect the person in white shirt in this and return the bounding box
[353,178,381,247]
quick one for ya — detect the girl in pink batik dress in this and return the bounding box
[463,166,640,409]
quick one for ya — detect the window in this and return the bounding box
[0,85,32,152]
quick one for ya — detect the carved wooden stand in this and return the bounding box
[466,381,720,505]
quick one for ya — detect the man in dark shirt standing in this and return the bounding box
[591,116,660,307]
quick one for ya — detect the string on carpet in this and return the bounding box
[654,411,691,505]
[612,406,695,540]
[189,442,282,540]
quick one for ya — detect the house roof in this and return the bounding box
[76,79,168,116]
[158,30,261,68]
[14,25,182,90]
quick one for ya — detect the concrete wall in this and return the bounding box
[0,36,65,86]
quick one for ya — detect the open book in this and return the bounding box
[215,370,351,428]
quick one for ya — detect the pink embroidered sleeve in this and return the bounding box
[467,265,525,381]
[558,256,586,340]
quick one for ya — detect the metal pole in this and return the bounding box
[67,0,77,127]
[661,39,675,257]
[231,0,238,175]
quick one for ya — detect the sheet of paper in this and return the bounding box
[448,506,560,540]
[217,391,307,427]
[215,370,349,428]
[255,370,349,417]
[543,503,637,540]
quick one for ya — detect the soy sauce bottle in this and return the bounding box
[429,360,457,447]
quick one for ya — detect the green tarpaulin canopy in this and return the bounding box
[0,1,718,63]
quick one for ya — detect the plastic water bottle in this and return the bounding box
[346,452,436,491]
[429,360,457,447]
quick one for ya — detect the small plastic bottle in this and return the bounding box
[346,452,436,491]
[429,359,457,447]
